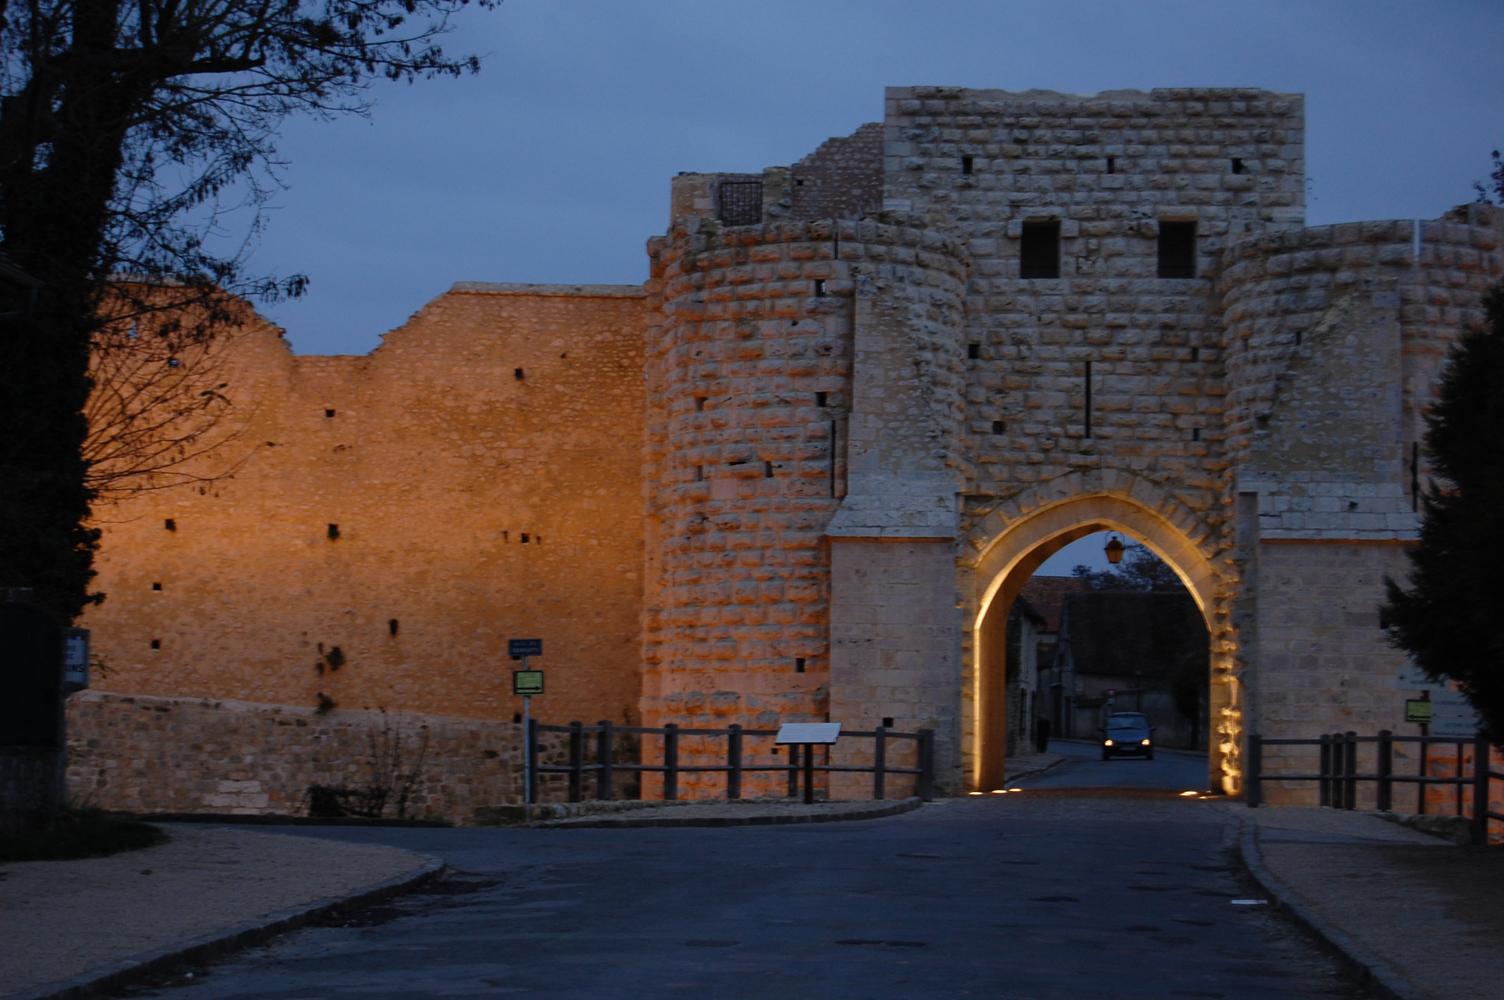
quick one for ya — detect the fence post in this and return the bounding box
[727,724,742,800]
[1377,729,1393,812]
[596,720,614,801]
[567,721,584,803]
[918,728,935,802]
[803,743,816,805]
[1245,734,1262,808]
[663,723,679,801]
[873,725,888,801]
[1319,734,1331,808]
[1472,731,1491,847]
[1456,741,1466,816]
[526,717,539,805]
[1353,733,1365,812]
[1418,737,1428,815]
[787,743,800,798]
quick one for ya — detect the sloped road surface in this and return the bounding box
[128,794,1373,1000]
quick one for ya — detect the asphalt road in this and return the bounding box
[1016,739,1214,792]
[134,797,1372,1000]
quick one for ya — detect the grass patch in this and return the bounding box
[0,807,168,862]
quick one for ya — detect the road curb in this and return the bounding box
[540,795,925,828]
[1234,819,1428,1000]
[5,852,446,1000]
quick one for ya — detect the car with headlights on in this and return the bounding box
[1099,712,1155,760]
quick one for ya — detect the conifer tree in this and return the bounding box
[1382,286,1504,746]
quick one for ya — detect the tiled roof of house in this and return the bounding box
[1061,590,1208,678]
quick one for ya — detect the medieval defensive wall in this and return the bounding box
[68,87,1504,820]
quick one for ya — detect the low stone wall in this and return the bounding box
[65,691,524,823]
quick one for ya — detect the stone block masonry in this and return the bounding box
[81,284,648,732]
[66,691,524,821]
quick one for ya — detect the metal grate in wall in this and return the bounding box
[717,181,763,227]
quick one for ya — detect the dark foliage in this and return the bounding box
[0,0,495,621]
[0,805,167,860]
[1071,538,1189,594]
[1474,149,1504,205]
[1382,286,1504,747]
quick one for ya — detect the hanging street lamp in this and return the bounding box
[1104,534,1125,565]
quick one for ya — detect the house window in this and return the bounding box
[1158,222,1197,279]
[1020,221,1061,279]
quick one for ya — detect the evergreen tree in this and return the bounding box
[1382,286,1504,746]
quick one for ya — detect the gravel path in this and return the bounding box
[0,825,431,998]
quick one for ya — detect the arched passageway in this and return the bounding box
[969,494,1235,796]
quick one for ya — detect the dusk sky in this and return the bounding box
[241,0,1504,356]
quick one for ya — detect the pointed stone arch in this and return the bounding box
[961,477,1241,796]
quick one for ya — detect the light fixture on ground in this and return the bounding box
[1104,534,1125,564]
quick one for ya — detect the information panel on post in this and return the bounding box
[509,638,543,660]
[513,670,545,696]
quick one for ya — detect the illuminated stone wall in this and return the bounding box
[81,284,648,734]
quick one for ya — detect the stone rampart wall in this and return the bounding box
[66,691,524,821]
[81,285,647,732]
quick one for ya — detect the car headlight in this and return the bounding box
[1141,739,1151,745]
[1104,739,1114,746]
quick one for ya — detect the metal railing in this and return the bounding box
[1247,730,1503,845]
[526,720,935,805]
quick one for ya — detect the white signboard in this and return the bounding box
[1429,688,1480,737]
[775,722,842,745]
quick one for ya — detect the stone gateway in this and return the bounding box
[70,87,1504,818]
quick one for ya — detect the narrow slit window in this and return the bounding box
[764,461,774,478]
[813,279,826,297]
[520,533,530,543]
[815,391,828,408]
[1106,156,1116,174]
[1020,221,1061,279]
[1190,346,1200,362]
[795,657,806,673]
[1231,157,1246,175]
[694,466,703,482]
[152,582,162,592]
[992,420,1005,435]
[882,717,894,728]
[324,409,335,418]
[514,368,525,380]
[968,343,981,359]
[150,639,161,650]
[388,618,399,636]
[1157,221,1198,279]
[961,155,974,175]
[695,396,706,412]
[1192,428,1201,442]
[164,518,176,532]
[327,523,340,540]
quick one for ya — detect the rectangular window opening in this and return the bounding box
[717,180,763,226]
[324,409,335,418]
[327,523,340,540]
[1020,221,1061,279]
[1231,157,1246,175]
[1106,156,1116,174]
[815,391,828,408]
[1192,428,1201,442]
[813,279,826,297]
[694,466,703,482]
[1157,221,1198,279]
[882,717,894,728]
[961,155,974,175]
[764,461,774,478]
[520,533,530,543]
[164,518,176,532]
[150,639,161,650]
[992,420,1005,435]
[795,657,806,673]
[1190,346,1200,362]
[389,618,399,636]
[968,343,981,360]
[152,582,162,592]
[514,368,525,380]
[695,396,707,412]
